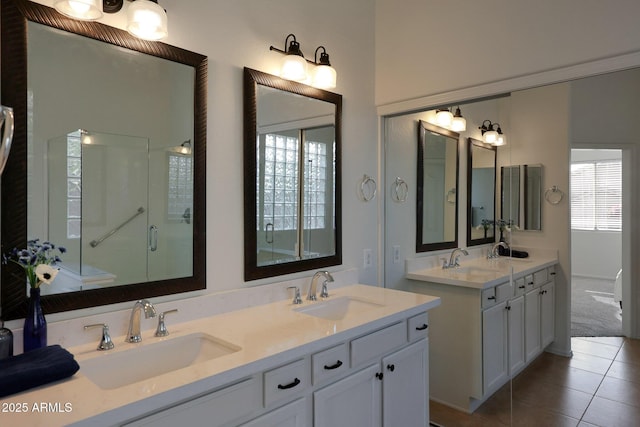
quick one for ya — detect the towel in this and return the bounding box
[0,344,79,397]
[497,246,529,258]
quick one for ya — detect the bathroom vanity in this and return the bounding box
[406,252,557,413]
[0,284,440,427]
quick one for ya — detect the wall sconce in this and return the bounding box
[270,34,308,82]
[53,0,168,41]
[479,120,506,146]
[270,35,337,89]
[434,106,466,132]
[312,46,337,90]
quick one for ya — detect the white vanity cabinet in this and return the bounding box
[410,263,557,412]
[122,312,430,427]
[314,321,429,427]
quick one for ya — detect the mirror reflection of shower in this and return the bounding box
[45,129,193,294]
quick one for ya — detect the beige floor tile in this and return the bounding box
[514,362,603,395]
[606,360,640,385]
[511,377,592,419]
[614,338,640,366]
[569,351,615,375]
[571,338,621,360]
[577,422,600,427]
[582,396,640,427]
[595,376,640,409]
[579,337,625,347]
[430,400,506,427]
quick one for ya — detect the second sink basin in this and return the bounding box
[294,296,383,321]
[80,332,240,390]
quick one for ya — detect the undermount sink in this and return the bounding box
[80,332,240,390]
[294,296,384,321]
[449,265,502,275]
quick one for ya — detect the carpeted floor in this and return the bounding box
[571,276,622,337]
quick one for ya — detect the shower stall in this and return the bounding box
[47,130,193,291]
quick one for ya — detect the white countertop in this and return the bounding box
[406,253,558,289]
[0,284,440,427]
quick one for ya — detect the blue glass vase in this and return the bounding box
[24,287,47,352]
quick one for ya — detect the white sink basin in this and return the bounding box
[81,332,240,390]
[294,296,383,321]
[450,265,502,275]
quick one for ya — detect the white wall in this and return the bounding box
[24,0,379,301]
[375,0,640,105]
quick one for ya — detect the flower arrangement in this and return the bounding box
[3,239,66,289]
[496,219,514,233]
[480,219,494,230]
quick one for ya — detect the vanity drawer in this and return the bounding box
[481,287,497,309]
[124,376,261,427]
[351,322,406,367]
[548,265,556,280]
[407,312,429,341]
[264,358,310,408]
[525,274,535,290]
[533,269,548,286]
[312,343,349,385]
[514,277,527,297]
[496,282,513,301]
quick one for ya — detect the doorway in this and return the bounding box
[570,149,623,337]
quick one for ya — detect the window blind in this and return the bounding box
[570,160,621,231]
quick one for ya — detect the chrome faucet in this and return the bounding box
[488,241,510,259]
[126,299,156,343]
[308,271,334,301]
[442,248,469,269]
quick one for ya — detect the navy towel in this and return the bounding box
[0,344,79,397]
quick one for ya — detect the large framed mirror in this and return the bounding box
[1,0,207,320]
[416,120,459,252]
[243,68,342,280]
[467,138,496,246]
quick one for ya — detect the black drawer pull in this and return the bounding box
[387,364,395,372]
[375,372,384,380]
[487,296,496,300]
[324,360,343,370]
[550,272,556,275]
[415,324,429,331]
[277,378,301,390]
[519,285,525,289]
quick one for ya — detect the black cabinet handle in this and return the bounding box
[415,324,428,331]
[277,378,301,390]
[387,364,395,372]
[528,282,534,285]
[376,372,384,380]
[550,272,556,275]
[487,296,496,300]
[519,285,526,289]
[506,305,511,311]
[324,360,343,370]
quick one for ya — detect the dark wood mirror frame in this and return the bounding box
[0,0,207,320]
[243,67,342,281]
[466,137,497,246]
[416,120,460,253]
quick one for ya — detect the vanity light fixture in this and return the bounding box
[435,108,453,127]
[479,120,506,146]
[54,0,103,20]
[451,107,467,132]
[311,46,337,89]
[54,0,169,41]
[270,34,308,82]
[126,0,168,41]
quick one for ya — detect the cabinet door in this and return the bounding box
[382,340,428,427]
[314,364,381,427]
[482,301,508,394]
[540,281,555,348]
[240,398,308,427]
[525,288,541,362]
[508,295,526,375]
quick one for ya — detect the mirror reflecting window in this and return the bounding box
[500,164,543,231]
[1,0,207,319]
[467,138,496,246]
[416,120,459,252]
[244,68,342,280]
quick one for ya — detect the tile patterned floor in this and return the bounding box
[430,337,640,427]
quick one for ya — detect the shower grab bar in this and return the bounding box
[90,207,145,248]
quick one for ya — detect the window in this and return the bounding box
[66,132,82,239]
[257,131,329,232]
[570,159,621,231]
[167,154,193,222]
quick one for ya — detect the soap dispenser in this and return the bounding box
[0,319,13,360]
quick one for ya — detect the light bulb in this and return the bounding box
[280,55,308,82]
[312,64,337,89]
[435,109,453,127]
[451,116,466,132]
[54,0,102,20]
[484,130,498,144]
[127,0,168,41]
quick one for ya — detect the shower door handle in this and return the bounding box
[149,225,158,252]
[265,222,274,244]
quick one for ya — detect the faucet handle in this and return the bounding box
[320,280,330,299]
[84,323,115,351]
[440,258,449,269]
[287,286,303,305]
[155,309,178,337]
